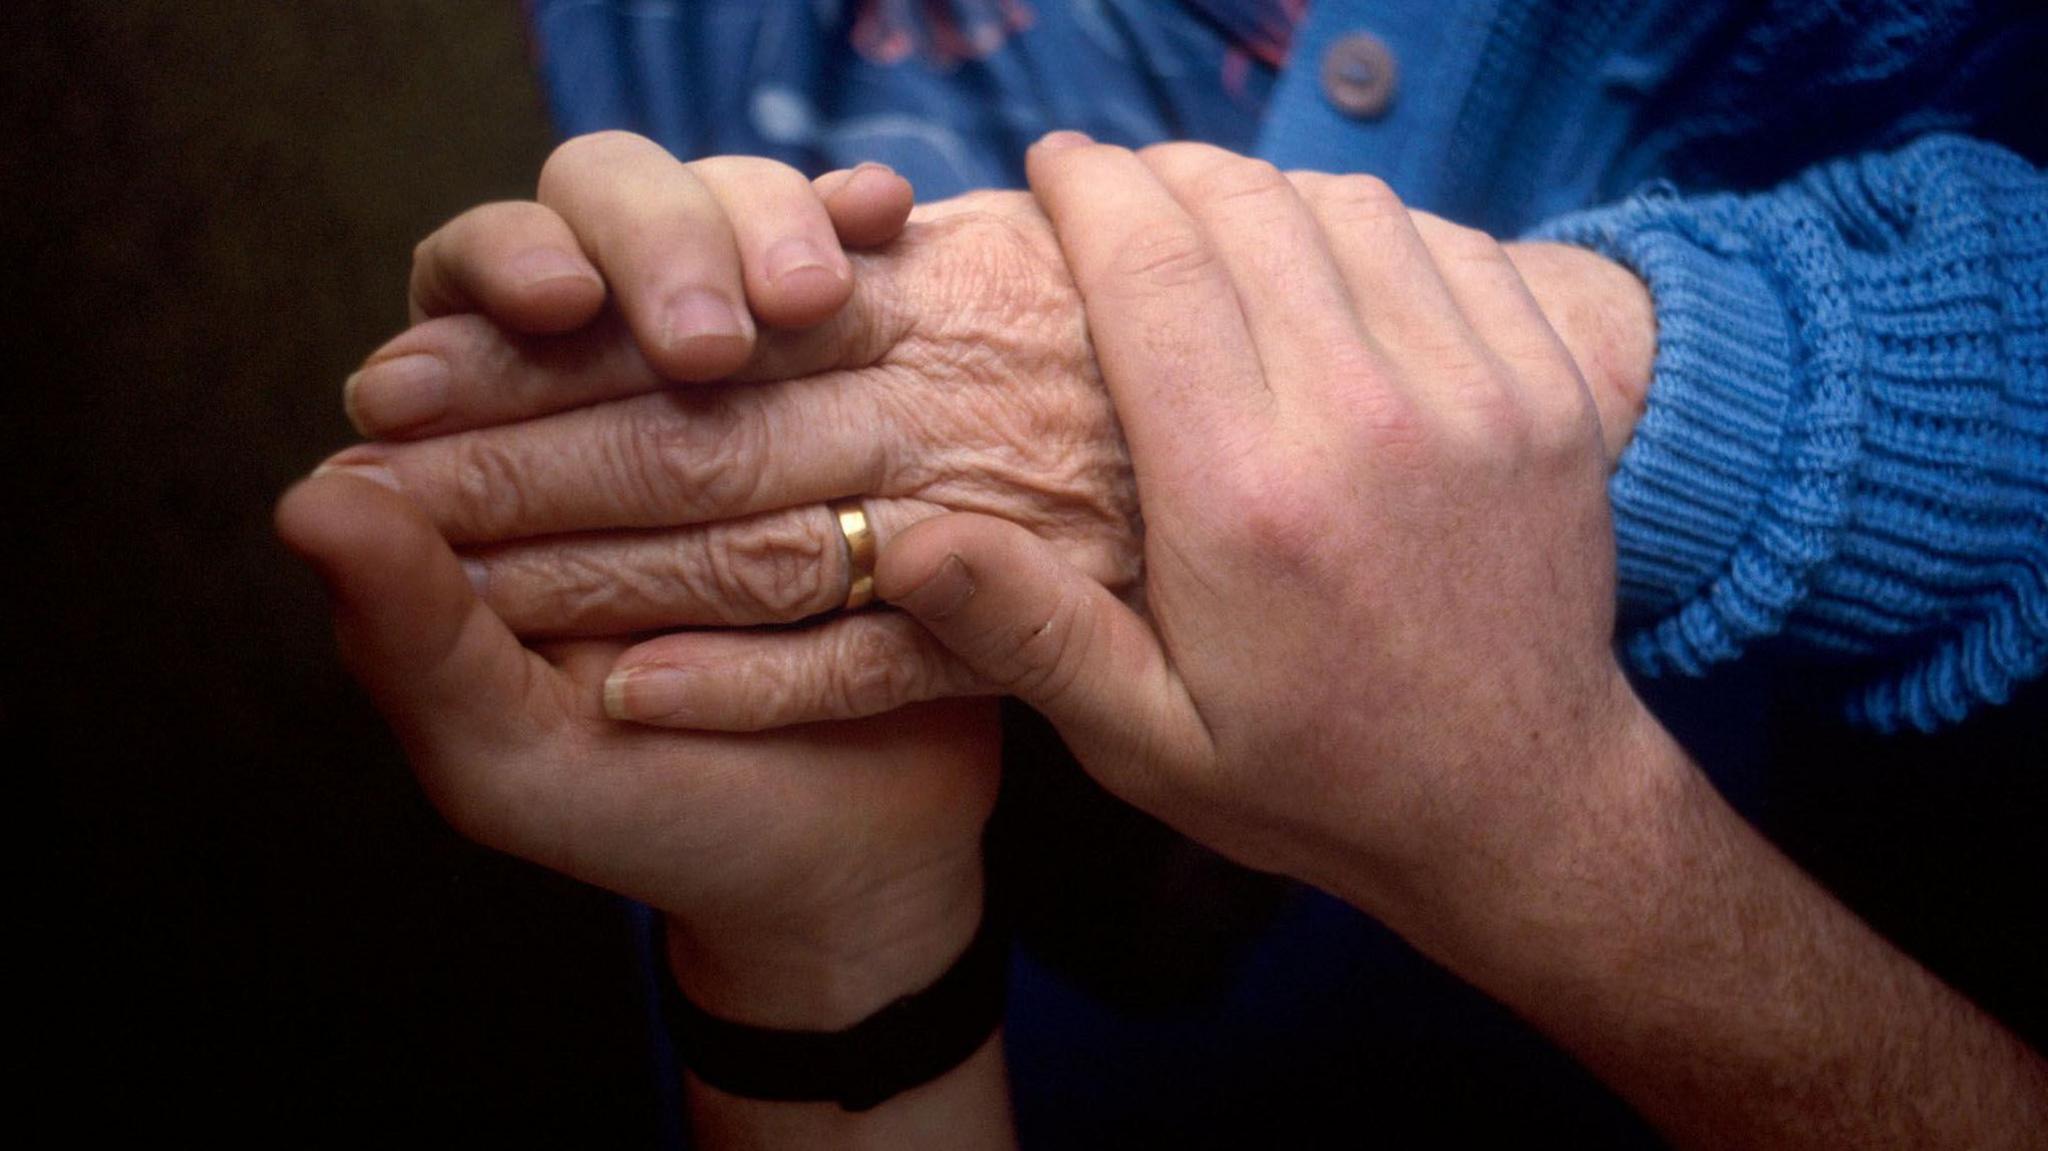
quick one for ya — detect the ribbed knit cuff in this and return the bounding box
[1536,194,1839,680]
[1536,136,2048,731]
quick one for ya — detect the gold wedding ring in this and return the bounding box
[830,498,877,611]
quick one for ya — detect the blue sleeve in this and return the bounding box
[1535,134,2047,732]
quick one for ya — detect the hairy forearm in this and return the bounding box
[1399,709,2048,1149]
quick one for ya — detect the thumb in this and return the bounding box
[876,512,1211,804]
[275,466,554,762]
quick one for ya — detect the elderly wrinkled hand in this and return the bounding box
[280,142,1002,1038]
[327,132,1651,734]
[329,142,1139,730]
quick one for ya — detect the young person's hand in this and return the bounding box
[880,135,1637,915]
[347,130,916,437]
[876,133,2048,1151]
[319,133,1655,734]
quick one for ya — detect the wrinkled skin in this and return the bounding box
[282,152,1021,1040]
[329,191,1143,727]
[329,188,1647,731]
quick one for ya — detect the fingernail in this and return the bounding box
[661,287,751,349]
[604,666,696,724]
[850,161,912,197]
[1036,130,1094,152]
[763,236,847,288]
[344,353,448,435]
[507,247,596,287]
[897,554,976,621]
[310,462,403,493]
[460,558,489,597]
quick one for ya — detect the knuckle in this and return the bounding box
[448,436,535,538]
[1137,140,1216,167]
[826,624,923,717]
[538,129,646,197]
[691,153,800,189]
[523,549,635,632]
[1107,227,1220,292]
[409,234,437,277]
[1525,376,1602,459]
[1442,384,1538,461]
[1184,155,1292,214]
[729,657,802,730]
[407,235,447,311]
[634,395,768,518]
[995,593,1093,707]
[1338,383,1430,457]
[1307,173,1406,224]
[1231,475,1341,572]
[1284,169,1333,199]
[1430,221,1510,272]
[701,513,837,620]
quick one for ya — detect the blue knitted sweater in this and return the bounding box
[531,0,2048,730]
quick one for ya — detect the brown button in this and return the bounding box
[1320,32,1398,120]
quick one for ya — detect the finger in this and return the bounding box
[1024,133,1267,477]
[346,276,898,441]
[537,131,756,382]
[346,311,660,441]
[877,512,1212,811]
[1139,145,1377,413]
[687,155,854,330]
[1408,213,1591,419]
[406,201,607,332]
[1289,172,1488,403]
[813,163,916,249]
[274,466,560,764]
[465,498,943,637]
[325,381,899,544]
[601,613,986,731]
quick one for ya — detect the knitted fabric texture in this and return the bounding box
[1541,135,2047,732]
[531,0,2045,727]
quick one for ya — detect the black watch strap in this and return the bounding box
[661,903,1009,1113]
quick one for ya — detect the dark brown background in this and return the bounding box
[14,2,2044,1147]
[18,3,655,1144]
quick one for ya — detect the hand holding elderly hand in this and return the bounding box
[882,137,2048,1149]
[322,122,1658,947]
[334,133,1652,735]
[879,136,1648,926]
[292,131,2048,1147]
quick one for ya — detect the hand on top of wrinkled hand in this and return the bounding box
[324,134,1141,730]
[879,135,1645,932]
[321,131,1652,735]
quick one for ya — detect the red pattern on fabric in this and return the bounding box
[851,0,1038,67]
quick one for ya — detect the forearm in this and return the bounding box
[1391,708,2048,1149]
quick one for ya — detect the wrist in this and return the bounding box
[666,854,987,1031]
[1392,689,1704,991]
[1350,673,1688,966]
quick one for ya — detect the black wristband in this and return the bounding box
[660,902,1008,1113]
